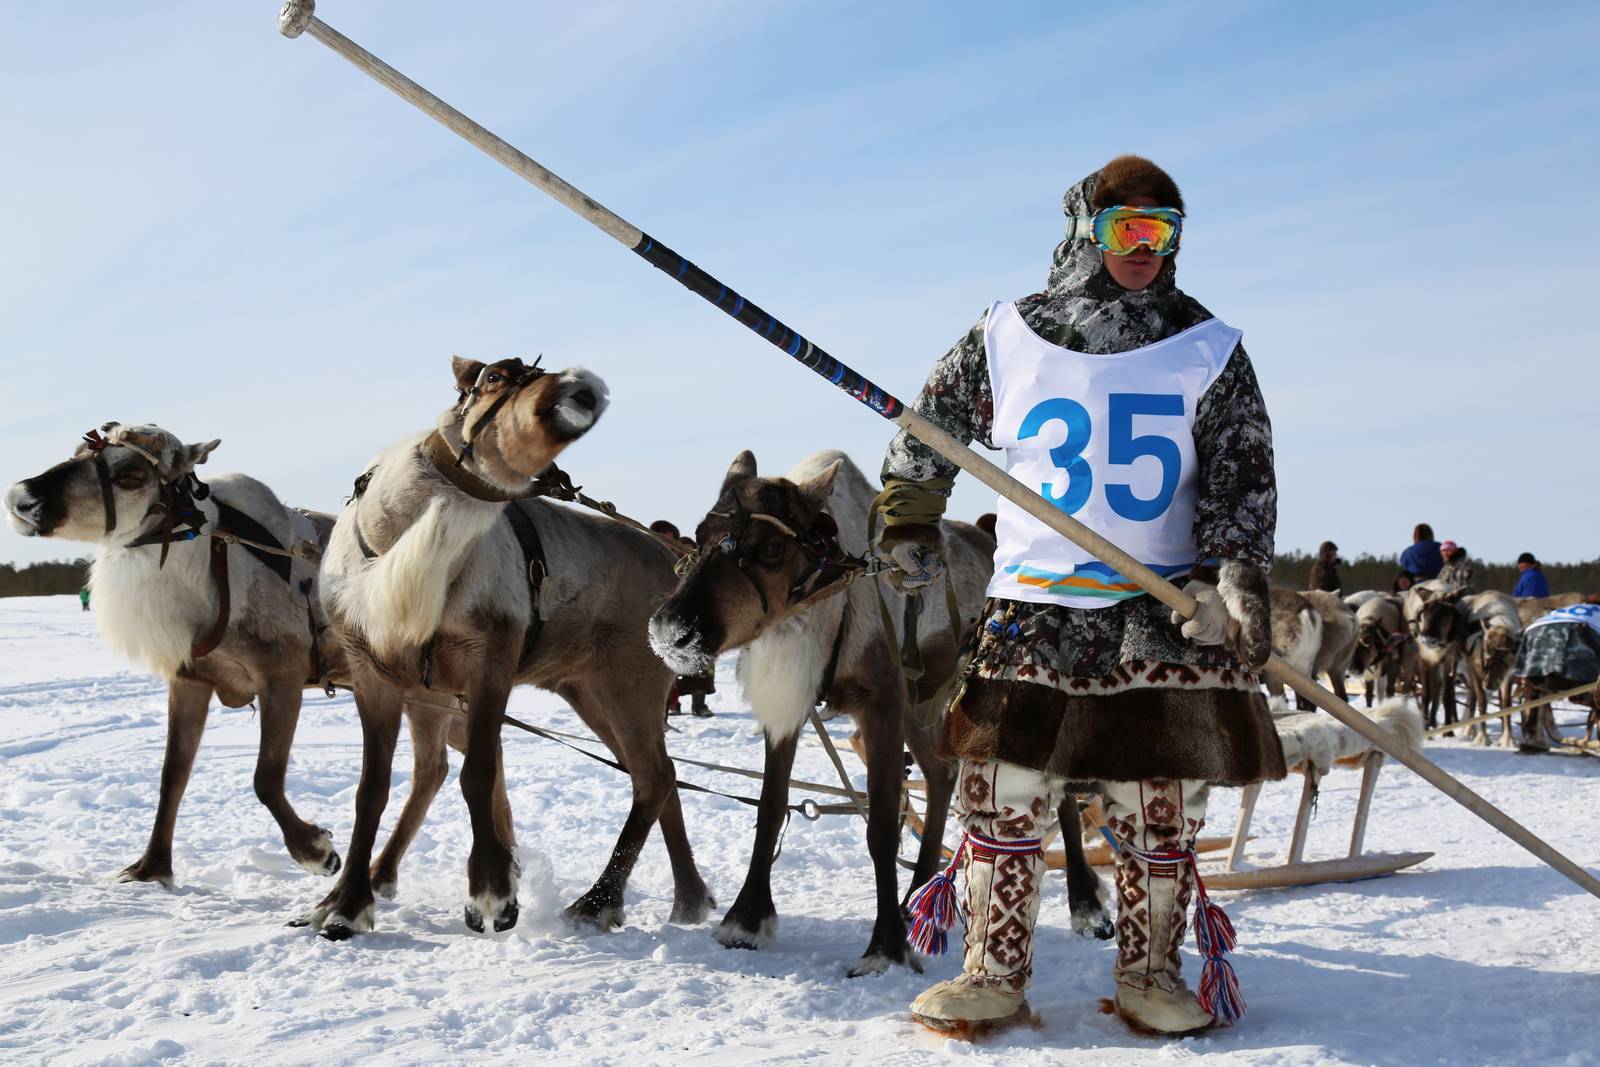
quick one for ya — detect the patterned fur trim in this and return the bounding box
[943,673,1287,785]
[977,657,1260,695]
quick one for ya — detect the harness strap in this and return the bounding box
[91,451,117,535]
[503,502,548,669]
[190,533,231,661]
[214,501,295,582]
[423,429,536,503]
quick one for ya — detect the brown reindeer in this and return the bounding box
[306,357,711,940]
[5,424,345,887]
[1348,593,1416,706]
[1515,592,1585,631]
[1458,592,1523,746]
[1406,582,1470,731]
[648,450,1111,975]
[1269,587,1356,709]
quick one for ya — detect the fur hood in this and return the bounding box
[1042,155,1198,353]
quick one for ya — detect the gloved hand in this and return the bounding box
[1175,582,1233,646]
[873,524,945,592]
[1173,560,1272,669]
[871,477,952,593]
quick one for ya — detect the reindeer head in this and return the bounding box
[1476,626,1520,679]
[440,356,608,491]
[1415,591,1467,654]
[5,423,220,544]
[648,451,844,675]
[1351,620,1392,671]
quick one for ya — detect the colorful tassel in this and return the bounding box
[1190,855,1245,1022]
[904,831,1042,956]
[906,838,966,956]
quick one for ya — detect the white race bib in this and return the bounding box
[983,300,1240,609]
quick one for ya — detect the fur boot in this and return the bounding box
[911,759,1061,1037]
[1105,778,1217,1035]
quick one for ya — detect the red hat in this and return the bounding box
[1441,540,1457,555]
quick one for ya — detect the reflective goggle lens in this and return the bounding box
[1091,207,1182,256]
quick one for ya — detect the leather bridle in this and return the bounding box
[688,503,876,617]
[79,426,209,566]
[452,356,551,468]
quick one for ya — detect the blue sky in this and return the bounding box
[4,0,1597,573]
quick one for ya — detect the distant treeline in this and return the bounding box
[4,552,1596,600]
[1272,551,1600,595]
[0,559,92,598]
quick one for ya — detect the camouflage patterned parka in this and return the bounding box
[882,168,1286,786]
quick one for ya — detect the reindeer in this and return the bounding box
[1406,581,1467,731]
[1515,592,1585,631]
[5,423,343,887]
[1348,593,1416,706]
[1269,587,1356,709]
[306,356,711,941]
[648,450,1112,976]
[1457,592,1523,746]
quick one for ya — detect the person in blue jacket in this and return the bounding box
[1400,523,1442,581]
[1514,553,1550,598]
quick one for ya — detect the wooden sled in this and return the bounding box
[1203,749,1431,889]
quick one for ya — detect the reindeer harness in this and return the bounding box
[80,427,319,664]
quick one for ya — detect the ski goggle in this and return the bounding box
[1065,205,1183,256]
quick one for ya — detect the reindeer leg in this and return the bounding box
[119,676,212,887]
[298,674,402,940]
[562,679,675,932]
[902,708,953,897]
[849,697,923,976]
[655,760,714,925]
[1443,666,1460,734]
[253,669,341,877]
[369,706,451,899]
[461,661,519,935]
[716,727,799,950]
[1058,793,1113,939]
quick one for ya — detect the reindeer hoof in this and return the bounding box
[564,900,623,932]
[115,859,174,889]
[1072,904,1115,941]
[849,949,921,977]
[318,903,375,941]
[714,913,775,950]
[294,829,342,877]
[668,890,715,925]
[465,897,519,934]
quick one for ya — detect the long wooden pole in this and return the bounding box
[1422,682,1593,740]
[276,1,1600,900]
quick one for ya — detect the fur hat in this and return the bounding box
[1091,154,1184,213]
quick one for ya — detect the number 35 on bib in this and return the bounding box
[982,300,1242,610]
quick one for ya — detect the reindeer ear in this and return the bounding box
[176,439,221,473]
[452,355,485,395]
[721,450,757,495]
[795,458,843,511]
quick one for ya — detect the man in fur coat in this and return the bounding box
[875,155,1286,1037]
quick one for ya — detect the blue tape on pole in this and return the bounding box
[630,232,903,418]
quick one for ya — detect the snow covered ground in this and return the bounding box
[0,594,1597,1066]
